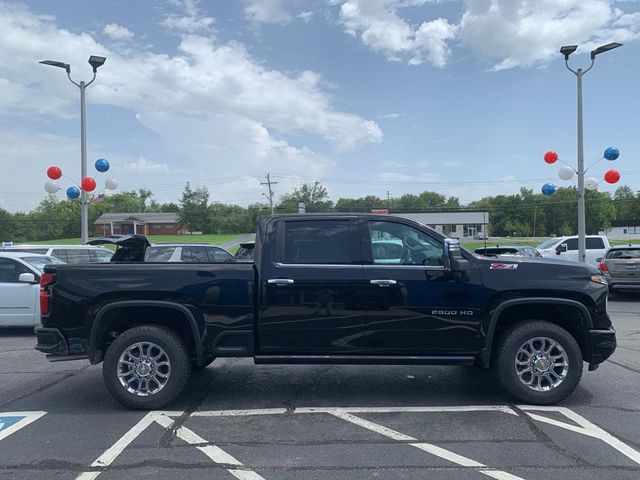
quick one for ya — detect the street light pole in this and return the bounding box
[560,43,621,263]
[40,56,106,244]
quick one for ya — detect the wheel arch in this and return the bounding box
[480,297,593,368]
[88,300,204,366]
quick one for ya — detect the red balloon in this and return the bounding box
[544,151,558,164]
[47,166,62,180]
[604,169,621,184]
[81,177,97,192]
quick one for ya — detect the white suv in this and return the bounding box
[536,235,610,266]
[1,245,114,263]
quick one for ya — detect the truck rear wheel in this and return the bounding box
[103,325,191,409]
[496,321,583,405]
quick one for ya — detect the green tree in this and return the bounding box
[180,183,210,232]
[277,182,333,212]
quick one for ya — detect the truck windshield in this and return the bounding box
[537,238,560,249]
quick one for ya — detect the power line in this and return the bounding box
[260,173,278,215]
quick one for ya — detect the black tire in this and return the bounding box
[495,321,583,405]
[103,325,191,409]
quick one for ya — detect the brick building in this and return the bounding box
[94,213,187,236]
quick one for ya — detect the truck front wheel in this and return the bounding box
[103,325,191,409]
[496,321,583,405]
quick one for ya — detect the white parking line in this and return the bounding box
[330,409,526,480]
[0,411,47,442]
[519,406,640,466]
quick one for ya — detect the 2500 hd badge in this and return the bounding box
[431,309,474,316]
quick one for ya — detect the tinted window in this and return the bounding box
[283,220,355,264]
[65,249,92,264]
[607,248,640,259]
[50,249,68,262]
[208,247,232,262]
[234,245,254,261]
[368,221,443,266]
[564,238,578,251]
[93,249,114,262]
[145,246,176,262]
[586,238,605,249]
[0,258,29,283]
[181,246,209,263]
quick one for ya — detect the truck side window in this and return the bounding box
[368,221,443,266]
[181,246,209,263]
[586,238,605,249]
[565,238,578,251]
[283,220,355,264]
[0,258,29,283]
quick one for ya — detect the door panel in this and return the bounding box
[258,218,370,354]
[362,220,482,354]
[0,258,38,326]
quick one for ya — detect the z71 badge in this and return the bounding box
[490,263,518,270]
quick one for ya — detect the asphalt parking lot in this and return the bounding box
[1,296,639,480]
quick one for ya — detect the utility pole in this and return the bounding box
[261,173,278,215]
[386,191,390,210]
[533,205,537,238]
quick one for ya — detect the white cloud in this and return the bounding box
[243,0,293,24]
[118,157,170,174]
[459,0,640,70]
[162,0,215,32]
[378,112,403,119]
[102,23,133,40]
[298,11,314,23]
[443,159,465,167]
[378,171,440,182]
[0,1,380,210]
[335,0,457,67]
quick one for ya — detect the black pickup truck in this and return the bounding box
[35,214,616,409]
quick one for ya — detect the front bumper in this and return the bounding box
[587,327,616,365]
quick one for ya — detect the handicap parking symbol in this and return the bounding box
[0,412,46,442]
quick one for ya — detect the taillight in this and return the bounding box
[40,273,55,315]
[599,262,608,273]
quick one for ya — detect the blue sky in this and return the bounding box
[1,0,639,212]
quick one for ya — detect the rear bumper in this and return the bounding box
[587,327,616,365]
[35,327,68,355]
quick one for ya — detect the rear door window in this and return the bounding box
[282,220,359,265]
[208,247,232,262]
[181,246,209,262]
[145,246,176,262]
[50,249,68,262]
[92,249,114,262]
[586,238,606,249]
[64,249,92,264]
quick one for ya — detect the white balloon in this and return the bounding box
[558,165,575,181]
[105,178,118,190]
[44,180,60,194]
[585,177,599,190]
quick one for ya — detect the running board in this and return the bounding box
[254,355,475,366]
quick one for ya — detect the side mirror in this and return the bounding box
[443,239,469,280]
[596,257,603,263]
[18,272,37,283]
[556,243,567,254]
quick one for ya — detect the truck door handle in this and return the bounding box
[267,278,295,286]
[370,279,397,287]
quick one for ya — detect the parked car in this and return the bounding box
[0,252,64,327]
[234,241,255,262]
[473,232,489,240]
[536,235,610,266]
[145,244,233,263]
[474,245,542,258]
[36,213,614,409]
[598,245,640,293]
[2,244,114,263]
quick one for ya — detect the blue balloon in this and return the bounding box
[541,183,557,196]
[95,158,110,172]
[604,147,619,161]
[66,186,80,199]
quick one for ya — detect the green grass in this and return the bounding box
[30,234,245,246]
[462,240,538,250]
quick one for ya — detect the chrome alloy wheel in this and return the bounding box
[515,337,569,392]
[117,342,171,396]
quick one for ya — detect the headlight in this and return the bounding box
[591,274,608,285]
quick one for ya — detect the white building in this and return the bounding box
[394,211,489,238]
[603,220,640,240]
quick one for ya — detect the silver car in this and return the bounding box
[144,244,233,263]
